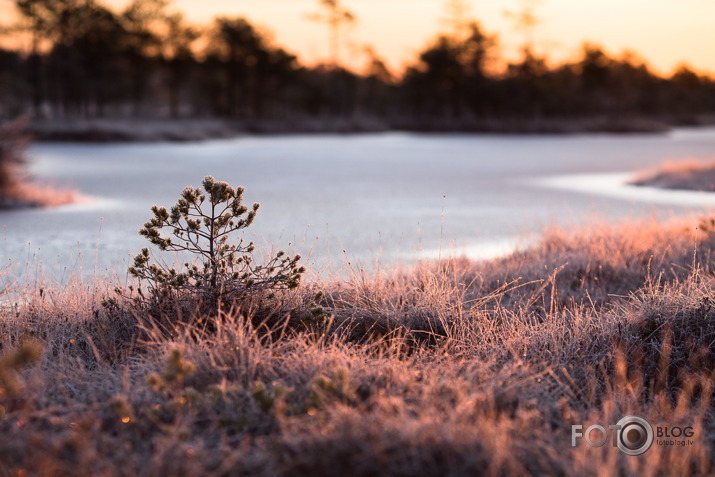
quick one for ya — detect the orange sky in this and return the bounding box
[3,0,714,76]
[169,0,715,76]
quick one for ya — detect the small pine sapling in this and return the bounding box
[128,176,305,309]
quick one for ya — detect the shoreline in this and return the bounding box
[632,160,715,192]
[0,181,80,209]
[24,115,692,143]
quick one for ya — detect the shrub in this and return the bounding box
[146,348,196,391]
[128,176,305,311]
[0,338,44,417]
[0,118,29,204]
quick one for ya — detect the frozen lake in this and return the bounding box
[2,128,715,284]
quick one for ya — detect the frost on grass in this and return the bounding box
[1,216,715,476]
[113,177,310,333]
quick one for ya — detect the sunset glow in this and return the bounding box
[100,0,715,75]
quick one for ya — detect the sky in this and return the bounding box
[3,0,714,76]
[161,0,715,76]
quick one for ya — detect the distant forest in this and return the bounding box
[0,0,714,131]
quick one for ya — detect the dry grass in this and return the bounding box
[1,216,715,476]
[633,159,715,191]
[0,181,82,208]
[0,118,78,209]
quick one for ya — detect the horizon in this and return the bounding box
[1,0,714,77]
[113,0,715,76]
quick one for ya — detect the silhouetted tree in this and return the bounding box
[442,0,472,38]
[504,0,543,58]
[1,0,714,127]
[401,22,494,118]
[121,0,166,113]
[668,65,714,118]
[306,0,355,69]
[358,48,394,116]
[0,49,26,117]
[15,0,133,116]
[502,50,549,116]
[206,17,299,118]
[207,17,264,117]
[160,13,199,117]
[54,2,130,115]
[14,0,63,114]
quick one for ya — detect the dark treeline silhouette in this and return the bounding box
[0,0,714,134]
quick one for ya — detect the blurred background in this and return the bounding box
[0,0,713,129]
[1,0,715,285]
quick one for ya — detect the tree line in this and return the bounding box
[0,0,713,128]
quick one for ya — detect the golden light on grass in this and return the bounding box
[4,182,83,208]
[1,118,84,209]
[633,157,715,191]
[0,214,714,474]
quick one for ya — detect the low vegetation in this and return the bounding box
[1,211,714,475]
[0,118,76,208]
[0,118,29,206]
[123,176,305,326]
[633,159,715,192]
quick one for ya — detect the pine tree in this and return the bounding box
[128,176,305,310]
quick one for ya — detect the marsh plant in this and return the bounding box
[2,216,715,475]
[0,118,28,204]
[127,176,305,311]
